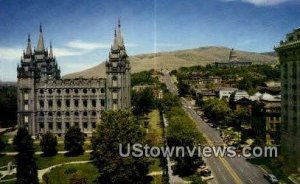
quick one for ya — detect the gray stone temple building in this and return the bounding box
[17,21,131,137]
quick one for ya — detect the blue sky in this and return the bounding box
[0,0,299,81]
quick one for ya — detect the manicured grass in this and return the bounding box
[147,110,163,146]
[43,163,98,184]
[2,141,91,152]
[37,153,91,169]
[0,153,91,169]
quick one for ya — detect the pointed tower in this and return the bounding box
[36,24,45,52]
[49,41,53,59]
[17,35,37,135]
[106,20,131,110]
[25,34,32,56]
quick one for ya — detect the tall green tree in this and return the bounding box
[64,126,85,155]
[40,131,57,156]
[0,86,17,127]
[132,87,156,116]
[13,127,38,184]
[91,110,150,184]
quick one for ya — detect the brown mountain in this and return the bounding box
[63,46,278,79]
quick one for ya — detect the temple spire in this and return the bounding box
[49,41,53,58]
[25,33,32,55]
[116,19,124,48]
[36,23,45,51]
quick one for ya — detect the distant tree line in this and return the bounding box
[0,86,17,127]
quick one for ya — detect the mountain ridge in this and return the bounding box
[63,46,278,79]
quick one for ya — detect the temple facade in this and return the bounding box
[17,21,131,137]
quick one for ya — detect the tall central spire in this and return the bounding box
[36,24,45,51]
[116,19,124,48]
[25,34,32,55]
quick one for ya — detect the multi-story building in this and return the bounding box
[17,21,131,137]
[214,48,252,67]
[251,93,281,145]
[275,28,300,172]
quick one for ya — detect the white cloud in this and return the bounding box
[66,40,110,50]
[220,0,294,6]
[0,47,22,61]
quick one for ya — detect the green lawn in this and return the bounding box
[2,141,91,152]
[37,153,91,169]
[0,153,91,169]
[43,163,98,184]
[147,110,163,146]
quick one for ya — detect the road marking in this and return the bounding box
[185,106,244,184]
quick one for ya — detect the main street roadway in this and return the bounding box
[163,70,269,184]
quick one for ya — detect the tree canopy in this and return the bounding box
[64,126,85,155]
[91,110,150,184]
[13,127,38,184]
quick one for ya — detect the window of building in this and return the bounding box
[66,89,70,94]
[101,99,105,107]
[48,100,53,108]
[57,89,61,94]
[83,89,87,93]
[24,102,29,111]
[74,122,79,127]
[113,92,117,99]
[40,123,44,129]
[40,112,44,116]
[92,99,96,107]
[92,122,96,129]
[40,89,44,94]
[57,112,61,116]
[83,122,88,129]
[74,89,78,94]
[48,89,53,94]
[48,112,53,116]
[65,111,70,116]
[57,100,61,108]
[92,89,96,93]
[57,122,62,130]
[24,115,28,123]
[113,103,117,110]
[101,88,105,93]
[74,100,79,107]
[92,111,96,116]
[83,100,88,107]
[66,100,70,107]
[83,111,88,116]
[112,76,117,87]
[40,100,44,108]
[49,123,53,130]
[66,122,70,129]
[24,92,29,100]
[75,111,79,116]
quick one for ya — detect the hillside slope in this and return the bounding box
[64,46,278,79]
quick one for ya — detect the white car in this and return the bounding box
[264,173,279,184]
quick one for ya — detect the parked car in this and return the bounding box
[264,173,279,184]
[201,169,214,181]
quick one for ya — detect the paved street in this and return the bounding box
[163,71,269,184]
